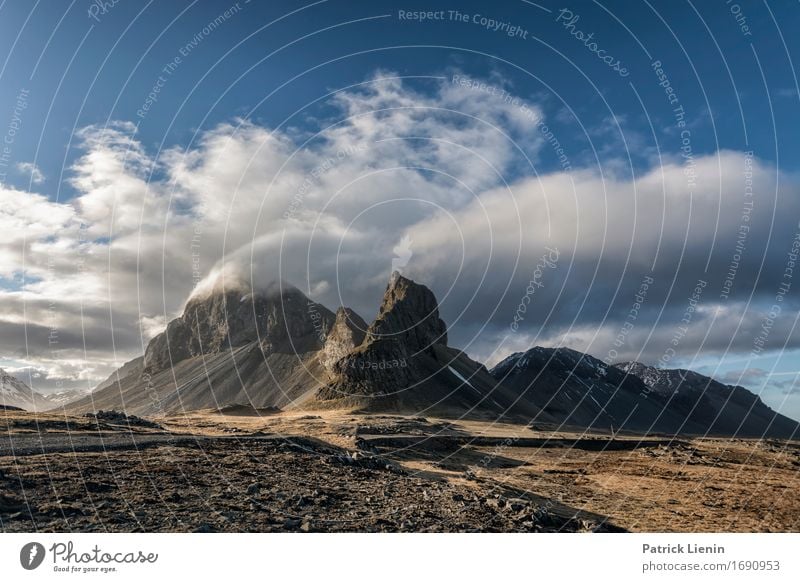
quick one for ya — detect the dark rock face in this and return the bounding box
[488,348,799,437]
[613,362,685,396]
[612,362,719,421]
[68,283,338,415]
[365,271,448,350]
[326,337,419,397]
[319,273,447,399]
[616,362,764,407]
[321,308,368,372]
[315,274,516,418]
[613,362,799,438]
[492,347,614,383]
[490,347,658,430]
[143,285,335,373]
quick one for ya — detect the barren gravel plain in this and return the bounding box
[1,408,798,533]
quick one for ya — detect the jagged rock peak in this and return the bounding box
[321,307,368,371]
[365,271,447,349]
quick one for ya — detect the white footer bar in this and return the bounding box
[2,533,798,581]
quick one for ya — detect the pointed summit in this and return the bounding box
[366,271,447,349]
[314,272,516,417]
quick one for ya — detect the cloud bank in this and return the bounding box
[1,73,797,406]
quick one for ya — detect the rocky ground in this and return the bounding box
[0,409,798,532]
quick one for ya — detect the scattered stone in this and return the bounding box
[283,518,302,530]
[85,481,116,493]
[83,410,162,430]
[0,494,28,513]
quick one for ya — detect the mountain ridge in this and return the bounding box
[489,347,798,438]
[64,274,799,438]
[0,368,49,411]
[0,369,89,411]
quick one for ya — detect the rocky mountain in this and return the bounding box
[65,272,799,437]
[489,347,798,438]
[614,362,798,438]
[0,369,49,411]
[142,283,333,372]
[41,388,93,409]
[67,283,337,415]
[320,308,367,372]
[67,273,537,420]
[316,272,536,418]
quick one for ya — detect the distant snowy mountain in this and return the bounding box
[613,361,798,438]
[42,388,93,409]
[0,369,49,411]
[489,347,799,438]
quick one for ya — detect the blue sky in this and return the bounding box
[3,0,799,196]
[1,0,799,421]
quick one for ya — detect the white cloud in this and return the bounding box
[1,72,799,395]
[16,162,45,184]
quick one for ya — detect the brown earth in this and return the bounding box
[1,408,798,532]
